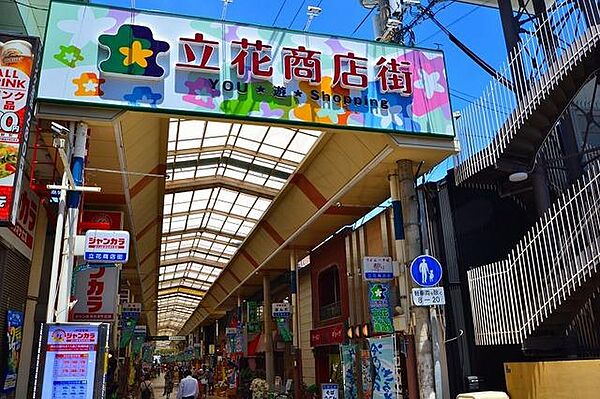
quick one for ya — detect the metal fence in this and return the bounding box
[468,161,600,345]
[454,0,600,184]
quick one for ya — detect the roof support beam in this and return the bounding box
[165,175,278,199]
[160,256,226,269]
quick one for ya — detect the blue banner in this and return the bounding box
[368,282,395,333]
[2,310,23,393]
[341,344,358,399]
[368,335,397,399]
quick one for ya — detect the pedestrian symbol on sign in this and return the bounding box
[410,255,443,287]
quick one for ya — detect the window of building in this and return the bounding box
[318,265,342,321]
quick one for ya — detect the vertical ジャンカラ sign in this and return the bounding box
[38,1,454,138]
[0,34,40,226]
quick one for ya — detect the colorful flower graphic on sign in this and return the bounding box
[39,2,455,137]
[98,24,169,78]
[73,72,105,96]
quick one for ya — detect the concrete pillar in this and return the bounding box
[263,275,275,388]
[398,160,435,399]
[15,205,48,397]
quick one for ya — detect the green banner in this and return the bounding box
[368,282,394,334]
[132,331,145,355]
[247,301,261,334]
[119,317,138,348]
[275,317,292,342]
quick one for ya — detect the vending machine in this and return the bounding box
[34,323,110,399]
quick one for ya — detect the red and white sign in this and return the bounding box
[79,209,124,233]
[310,324,345,347]
[71,266,119,321]
[84,229,130,263]
[0,183,39,259]
[0,34,39,226]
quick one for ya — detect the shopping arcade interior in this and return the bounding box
[34,102,458,336]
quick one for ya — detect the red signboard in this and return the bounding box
[0,183,39,259]
[310,323,345,347]
[79,210,124,233]
[71,266,119,321]
[0,34,40,226]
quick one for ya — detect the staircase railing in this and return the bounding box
[468,161,600,345]
[454,0,600,184]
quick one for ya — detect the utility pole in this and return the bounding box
[56,122,88,322]
[398,159,435,399]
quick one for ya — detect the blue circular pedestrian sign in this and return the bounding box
[410,255,443,287]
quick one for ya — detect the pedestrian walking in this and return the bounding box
[139,374,155,399]
[176,369,198,399]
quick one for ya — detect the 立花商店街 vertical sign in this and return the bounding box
[38,1,455,138]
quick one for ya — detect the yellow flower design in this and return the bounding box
[119,40,153,68]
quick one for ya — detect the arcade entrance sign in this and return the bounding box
[39,1,454,138]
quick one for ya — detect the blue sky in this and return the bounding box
[93,0,509,179]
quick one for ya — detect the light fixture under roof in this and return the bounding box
[509,172,529,182]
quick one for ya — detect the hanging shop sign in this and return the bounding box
[363,256,394,280]
[310,323,345,347]
[0,34,40,227]
[341,344,358,399]
[71,266,120,321]
[84,229,130,263]
[0,183,39,259]
[368,335,398,399]
[368,282,395,334]
[39,323,109,399]
[412,286,446,306]
[2,310,23,393]
[39,2,454,138]
[322,384,339,399]
[272,302,291,318]
[79,209,124,233]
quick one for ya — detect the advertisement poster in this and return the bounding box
[39,2,454,138]
[0,34,40,226]
[368,335,397,399]
[2,310,23,392]
[71,266,119,321]
[368,282,395,334]
[341,344,358,399]
[41,324,99,399]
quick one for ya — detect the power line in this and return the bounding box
[273,0,288,26]
[288,0,307,28]
[417,5,479,45]
[351,6,376,36]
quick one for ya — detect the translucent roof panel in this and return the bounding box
[158,119,320,335]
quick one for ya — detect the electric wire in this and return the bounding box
[273,0,288,26]
[416,5,479,45]
[288,0,308,28]
[351,6,376,36]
